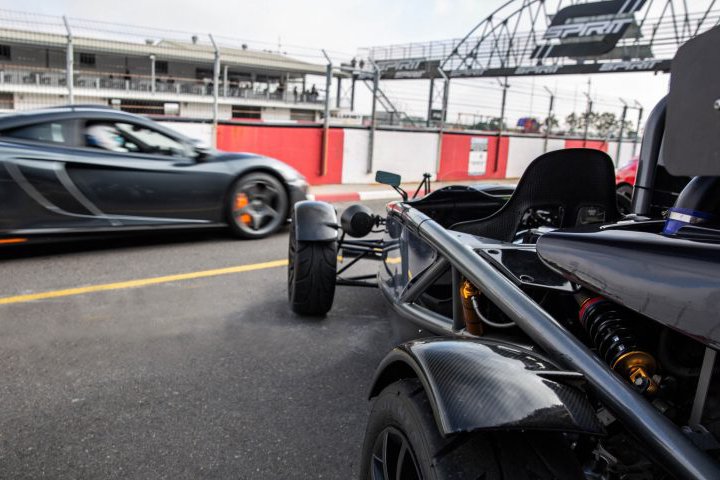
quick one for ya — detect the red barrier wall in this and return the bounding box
[564,139,609,152]
[437,134,509,181]
[216,125,344,185]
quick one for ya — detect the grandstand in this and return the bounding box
[0,22,348,121]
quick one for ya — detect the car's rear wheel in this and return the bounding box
[360,379,584,480]
[228,172,288,239]
[288,218,337,316]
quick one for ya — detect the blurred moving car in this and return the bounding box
[616,156,638,198]
[0,105,307,243]
[615,156,638,213]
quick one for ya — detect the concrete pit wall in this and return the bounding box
[160,119,637,185]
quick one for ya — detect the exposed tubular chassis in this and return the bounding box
[334,173,431,289]
[334,234,384,288]
[383,200,720,480]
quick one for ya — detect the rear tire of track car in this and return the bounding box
[359,378,585,480]
[288,220,337,316]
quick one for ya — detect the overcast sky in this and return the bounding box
[2,0,682,127]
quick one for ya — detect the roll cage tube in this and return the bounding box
[383,201,720,480]
[632,96,666,216]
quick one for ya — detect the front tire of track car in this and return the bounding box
[287,217,337,316]
[359,378,585,480]
[227,172,289,239]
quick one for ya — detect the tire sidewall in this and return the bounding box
[360,380,439,480]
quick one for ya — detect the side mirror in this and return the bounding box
[375,170,402,187]
[194,145,212,159]
[188,139,212,161]
[375,170,407,201]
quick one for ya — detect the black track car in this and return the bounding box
[288,27,720,479]
[0,106,307,243]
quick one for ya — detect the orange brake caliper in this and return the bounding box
[235,193,251,225]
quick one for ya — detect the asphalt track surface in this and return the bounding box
[0,200,410,479]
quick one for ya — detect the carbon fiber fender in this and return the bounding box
[292,200,338,242]
[369,338,604,436]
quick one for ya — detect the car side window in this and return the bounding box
[84,121,191,158]
[2,120,75,145]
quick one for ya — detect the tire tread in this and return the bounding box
[288,220,337,315]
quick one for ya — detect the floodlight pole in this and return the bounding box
[426,79,435,127]
[496,77,509,174]
[543,86,555,153]
[62,16,74,104]
[633,100,644,157]
[498,77,509,134]
[583,92,593,148]
[435,68,450,177]
[367,59,380,174]
[150,55,156,94]
[321,49,333,177]
[617,98,629,167]
[209,34,220,148]
[336,77,342,109]
[223,65,229,97]
[350,74,356,111]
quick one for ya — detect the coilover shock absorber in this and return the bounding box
[577,294,658,395]
[460,279,484,336]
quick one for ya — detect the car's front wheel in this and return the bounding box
[227,172,288,239]
[360,378,584,480]
[288,217,337,316]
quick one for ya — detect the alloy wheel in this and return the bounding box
[370,427,422,480]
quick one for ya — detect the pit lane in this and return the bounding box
[0,200,397,479]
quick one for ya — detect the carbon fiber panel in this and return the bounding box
[396,338,603,435]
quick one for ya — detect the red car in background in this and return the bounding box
[615,156,638,213]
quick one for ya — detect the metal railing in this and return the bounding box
[0,67,326,106]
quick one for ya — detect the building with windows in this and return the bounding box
[0,25,347,122]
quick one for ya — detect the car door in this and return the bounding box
[0,118,120,232]
[65,119,230,226]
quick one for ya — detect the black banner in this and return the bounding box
[531,0,647,59]
[449,59,670,78]
[371,59,670,79]
[373,58,441,79]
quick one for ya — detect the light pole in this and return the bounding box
[543,86,555,153]
[616,98,630,166]
[633,100,644,157]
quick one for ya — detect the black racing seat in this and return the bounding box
[451,148,620,242]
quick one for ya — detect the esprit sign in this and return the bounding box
[532,0,646,59]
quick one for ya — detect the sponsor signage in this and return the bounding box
[532,0,647,59]
[429,109,446,122]
[449,59,670,78]
[371,0,671,79]
[376,58,670,79]
[374,58,441,79]
[468,138,489,176]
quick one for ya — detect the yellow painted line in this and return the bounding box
[0,259,288,306]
